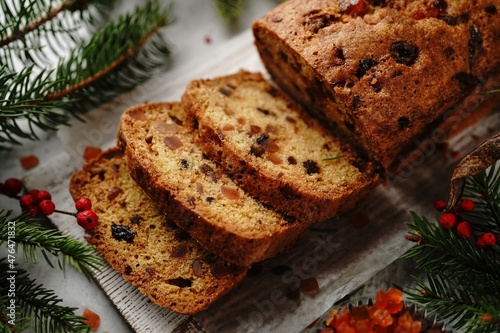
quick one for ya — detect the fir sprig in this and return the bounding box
[0,211,104,281]
[213,0,285,22]
[214,0,246,22]
[403,164,500,333]
[463,165,500,229]
[0,0,115,69]
[0,259,92,333]
[0,0,174,149]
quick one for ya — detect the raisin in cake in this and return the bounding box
[118,102,309,267]
[181,71,379,223]
[69,148,247,315]
[253,0,500,170]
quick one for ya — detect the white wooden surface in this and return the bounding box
[1,1,499,332]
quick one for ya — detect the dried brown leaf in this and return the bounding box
[446,133,500,210]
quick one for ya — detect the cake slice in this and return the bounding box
[252,0,500,170]
[69,148,247,315]
[118,102,309,267]
[181,71,379,223]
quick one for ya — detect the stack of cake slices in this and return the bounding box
[69,71,380,314]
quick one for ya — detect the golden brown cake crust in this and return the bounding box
[182,71,380,223]
[69,148,247,315]
[117,102,309,267]
[252,0,500,170]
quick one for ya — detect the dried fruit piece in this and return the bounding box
[164,136,183,150]
[83,146,102,163]
[82,308,100,331]
[220,185,241,200]
[20,154,39,170]
[390,41,419,66]
[300,277,319,295]
[111,224,134,242]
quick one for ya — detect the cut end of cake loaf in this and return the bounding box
[117,102,309,267]
[252,0,500,170]
[69,148,247,315]
[181,71,380,223]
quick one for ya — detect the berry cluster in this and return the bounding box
[0,177,98,231]
[434,198,499,249]
[320,288,421,333]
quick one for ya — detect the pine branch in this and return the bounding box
[0,0,115,69]
[0,0,174,149]
[403,212,500,277]
[0,1,73,48]
[0,211,104,281]
[214,0,246,22]
[0,259,91,333]
[403,163,500,333]
[464,165,500,229]
[46,0,173,110]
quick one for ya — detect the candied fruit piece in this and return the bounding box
[375,289,389,309]
[83,146,102,163]
[336,321,357,333]
[354,318,375,332]
[82,308,100,331]
[371,308,393,328]
[20,154,39,170]
[334,306,353,327]
[341,0,368,16]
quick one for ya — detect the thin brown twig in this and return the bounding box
[43,23,164,102]
[0,1,71,48]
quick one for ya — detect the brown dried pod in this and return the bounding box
[446,133,500,210]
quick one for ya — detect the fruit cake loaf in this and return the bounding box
[252,0,500,170]
[181,71,379,223]
[69,148,247,315]
[117,102,309,267]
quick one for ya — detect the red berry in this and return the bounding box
[75,198,92,212]
[482,233,496,246]
[460,199,475,212]
[34,190,51,203]
[476,233,496,249]
[456,221,472,238]
[76,210,98,230]
[19,194,35,211]
[39,200,55,216]
[433,199,447,211]
[3,178,24,196]
[28,189,39,197]
[439,212,457,229]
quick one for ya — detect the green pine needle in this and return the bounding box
[0,0,174,149]
[0,211,104,281]
[48,0,174,114]
[0,0,116,69]
[214,0,246,22]
[0,259,92,333]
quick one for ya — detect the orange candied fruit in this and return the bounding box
[341,0,368,16]
[375,288,404,314]
[20,154,39,170]
[83,146,102,163]
[322,288,421,333]
[82,308,100,331]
